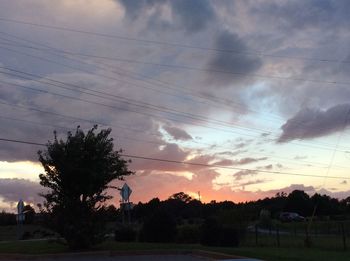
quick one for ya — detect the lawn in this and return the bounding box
[0,224,54,241]
[1,240,350,261]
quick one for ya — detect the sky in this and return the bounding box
[1,0,350,212]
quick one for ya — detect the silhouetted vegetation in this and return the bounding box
[0,211,16,226]
[139,209,177,243]
[114,225,137,242]
[3,188,350,250]
[119,190,350,246]
[37,126,133,250]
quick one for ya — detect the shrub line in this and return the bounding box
[0,249,245,260]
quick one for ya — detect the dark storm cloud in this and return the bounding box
[261,164,273,170]
[0,178,43,204]
[250,0,350,32]
[216,150,246,157]
[278,104,350,142]
[250,0,334,30]
[233,169,257,181]
[206,30,262,86]
[237,157,267,165]
[212,156,267,167]
[235,179,266,189]
[118,0,215,33]
[163,125,192,140]
[170,0,215,33]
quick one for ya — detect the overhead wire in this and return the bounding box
[2,73,349,153]
[2,111,345,170]
[0,136,349,180]
[0,20,348,171]
[0,17,349,64]
[0,30,348,143]
[0,38,348,152]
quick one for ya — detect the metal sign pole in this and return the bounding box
[17,199,25,240]
[120,183,132,225]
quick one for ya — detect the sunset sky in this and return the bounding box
[1,0,350,212]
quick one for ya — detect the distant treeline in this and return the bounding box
[1,189,350,227]
[112,190,350,246]
[131,190,350,222]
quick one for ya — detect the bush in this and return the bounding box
[114,226,137,242]
[200,217,221,246]
[200,217,240,247]
[21,231,33,240]
[139,209,177,243]
[259,209,272,228]
[219,226,240,247]
[176,225,200,243]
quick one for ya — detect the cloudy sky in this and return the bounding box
[1,0,350,211]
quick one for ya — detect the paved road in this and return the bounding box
[30,255,207,261]
[2,254,262,261]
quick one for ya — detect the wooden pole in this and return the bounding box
[255,224,258,246]
[276,225,280,247]
[341,222,346,251]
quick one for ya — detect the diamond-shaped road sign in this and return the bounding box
[120,183,132,202]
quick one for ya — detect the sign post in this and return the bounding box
[120,183,132,224]
[16,199,25,240]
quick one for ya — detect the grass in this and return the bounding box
[1,223,350,260]
[0,224,54,241]
[275,220,350,236]
[243,232,347,250]
[1,240,350,261]
[0,240,67,254]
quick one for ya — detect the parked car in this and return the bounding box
[279,212,305,222]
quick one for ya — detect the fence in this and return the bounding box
[243,221,349,250]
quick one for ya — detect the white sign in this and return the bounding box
[17,199,24,215]
[120,183,132,202]
[17,199,25,223]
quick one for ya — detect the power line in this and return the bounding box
[0,138,44,146]
[2,32,350,145]
[0,136,349,180]
[3,77,349,153]
[0,80,265,140]
[0,36,228,112]
[1,38,349,87]
[0,19,347,179]
[2,111,347,170]
[1,44,348,152]
[0,30,290,124]
[0,68,268,134]
[0,17,349,65]
[1,33,349,152]
[121,154,350,180]
[1,31,346,142]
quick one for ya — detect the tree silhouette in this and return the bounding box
[285,190,312,216]
[168,192,192,203]
[38,125,133,249]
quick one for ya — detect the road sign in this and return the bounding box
[120,183,132,202]
[17,199,24,215]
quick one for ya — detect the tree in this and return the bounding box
[168,192,192,203]
[23,205,36,224]
[285,190,312,216]
[38,126,133,249]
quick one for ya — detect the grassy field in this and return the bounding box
[0,224,55,241]
[1,240,350,261]
[243,231,347,250]
[245,220,350,250]
[1,223,350,260]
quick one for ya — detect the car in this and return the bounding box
[279,212,305,222]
